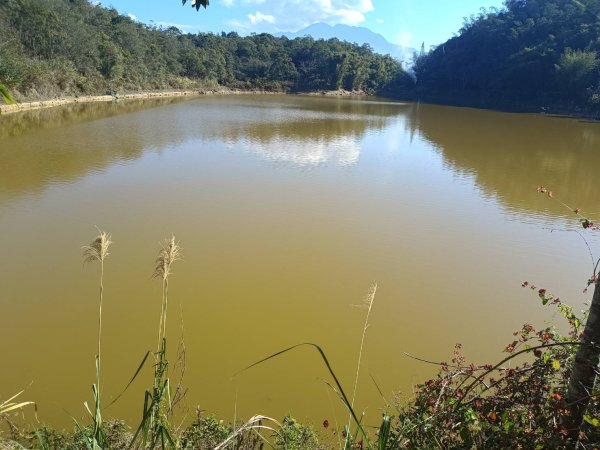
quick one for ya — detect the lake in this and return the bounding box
[1,95,599,429]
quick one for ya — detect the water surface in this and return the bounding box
[1,95,599,429]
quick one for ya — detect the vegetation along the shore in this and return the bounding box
[0,0,407,101]
[412,0,600,114]
[4,0,600,448]
[2,191,600,448]
[4,0,600,115]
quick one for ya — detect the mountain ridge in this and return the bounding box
[275,23,415,62]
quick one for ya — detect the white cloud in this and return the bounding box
[226,0,374,32]
[333,8,365,25]
[357,0,374,13]
[220,0,235,6]
[154,21,198,31]
[248,11,276,24]
[127,13,137,21]
[397,31,412,48]
[376,18,384,24]
[238,136,361,167]
[225,18,249,30]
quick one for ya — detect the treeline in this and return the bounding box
[411,0,600,113]
[4,0,600,115]
[0,0,407,99]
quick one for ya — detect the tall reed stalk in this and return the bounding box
[153,235,181,351]
[345,283,377,449]
[131,235,181,449]
[82,229,112,448]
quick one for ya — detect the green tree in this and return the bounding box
[412,0,600,110]
[0,0,405,99]
[555,48,599,100]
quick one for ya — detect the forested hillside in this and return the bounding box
[3,0,600,115]
[413,0,600,113]
[0,0,407,100]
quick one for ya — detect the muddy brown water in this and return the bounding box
[1,95,599,429]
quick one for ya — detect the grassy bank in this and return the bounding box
[1,416,325,450]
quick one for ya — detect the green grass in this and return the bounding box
[0,83,17,105]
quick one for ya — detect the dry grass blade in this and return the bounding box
[214,415,281,450]
[345,283,377,448]
[170,307,189,432]
[0,391,34,415]
[82,229,112,264]
[350,283,378,408]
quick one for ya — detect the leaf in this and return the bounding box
[552,360,561,370]
[106,351,151,409]
[0,83,17,105]
[584,415,600,427]
[0,401,35,414]
[235,342,371,446]
[377,414,392,450]
[182,0,209,10]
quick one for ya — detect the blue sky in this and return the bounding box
[98,0,506,49]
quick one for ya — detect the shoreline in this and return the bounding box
[6,87,592,122]
[0,90,198,115]
[391,92,600,122]
[0,88,368,116]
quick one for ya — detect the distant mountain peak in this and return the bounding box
[275,22,415,62]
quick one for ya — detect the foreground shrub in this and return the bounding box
[179,415,231,450]
[275,416,321,450]
[388,289,599,448]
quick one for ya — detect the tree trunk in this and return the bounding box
[563,278,600,437]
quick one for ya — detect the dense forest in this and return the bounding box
[2,0,600,115]
[0,0,407,100]
[413,0,600,113]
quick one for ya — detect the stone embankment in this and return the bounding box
[0,89,278,115]
[304,89,367,97]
